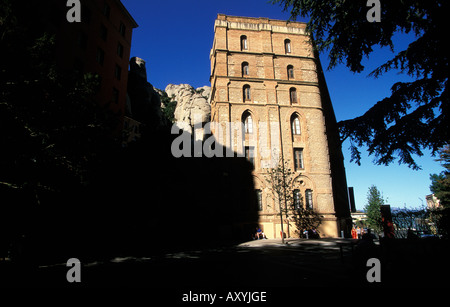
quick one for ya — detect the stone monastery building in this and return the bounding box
[209,14,351,238]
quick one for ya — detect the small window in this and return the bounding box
[119,22,126,37]
[285,39,291,54]
[245,146,255,165]
[242,62,249,77]
[256,190,263,211]
[103,3,111,19]
[243,84,251,101]
[117,43,124,58]
[289,87,297,104]
[293,148,304,171]
[287,65,294,79]
[243,113,253,134]
[241,35,248,51]
[305,189,313,209]
[292,116,301,135]
[100,24,108,41]
[293,189,301,209]
[114,64,122,80]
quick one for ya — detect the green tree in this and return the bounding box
[272,0,449,170]
[159,91,177,123]
[364,185,384,232]
[429,145,450,238]
[429,145,450,207]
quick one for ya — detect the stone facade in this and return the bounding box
[209,14,351,238]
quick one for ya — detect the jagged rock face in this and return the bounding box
[165,84,211,128]
[129,57,147,80]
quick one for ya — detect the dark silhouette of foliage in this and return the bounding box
[272,0,449,170]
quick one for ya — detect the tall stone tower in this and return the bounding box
[209,14,351,238]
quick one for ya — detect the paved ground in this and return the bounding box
[1,238,360,288]
[2,237,449,291]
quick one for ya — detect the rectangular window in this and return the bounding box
[293,148,304,171]
[243,85,251,101]
[293,189,301,209]
[100,24,108,41]
[114,64,122,80]
[103,3,111,19]
[119,22,126,37]
[256,190,263,211]
[117,43,124,58]
[305,189,313,209]
[245,146,255,165]
[290,88,298,104]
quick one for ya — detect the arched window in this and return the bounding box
[241,35,248,51]
[289,87,297,104]
[243,84,251,101]
[284,39,291,54]
[287,65,294,79]
[242,62,249,77]
[291,115,301,135]
[243,112,253,134]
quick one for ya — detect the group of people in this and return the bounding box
[301,228,320,239]
[351,226,366,239]
[253,227,267,240]
[253,227,321,240]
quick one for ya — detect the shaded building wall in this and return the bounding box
[52,0,138,120]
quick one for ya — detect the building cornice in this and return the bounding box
[215,14,307,36]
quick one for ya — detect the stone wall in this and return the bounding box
[210,14,351,238]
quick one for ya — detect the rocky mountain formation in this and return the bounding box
[126,57,211,135]
[164,83,211,129]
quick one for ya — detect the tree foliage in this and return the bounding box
[272,0,449,170]
[364,185,384,232]
[264,158,322,237]
[429,145,450,208]
[159,91,177,123]
[0,0,119,202]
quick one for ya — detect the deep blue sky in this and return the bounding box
[122,0,443,210]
